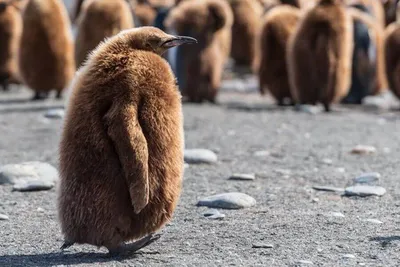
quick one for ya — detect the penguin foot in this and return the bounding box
[60,240,74,250]
[32,92,49,101]
[56,91,63,99]
[108,233,161,257]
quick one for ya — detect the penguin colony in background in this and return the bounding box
[58,26,195,255]
[1,0,399,108]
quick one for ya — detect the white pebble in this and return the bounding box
[0,214,9,220]
[363,219,383,224]
[350,145,377,155]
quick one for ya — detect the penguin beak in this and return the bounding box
[161,36,198,49]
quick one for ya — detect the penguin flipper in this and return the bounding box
[105,102,149,214]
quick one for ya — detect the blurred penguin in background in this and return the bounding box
[384,1,400,99]
[19,0,75,100]
[0,0,23,91]
[342,2,377,104]
[74,0,134,68]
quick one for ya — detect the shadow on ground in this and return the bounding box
[0,251,143,267]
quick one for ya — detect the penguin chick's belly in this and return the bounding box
[59,151,172,247]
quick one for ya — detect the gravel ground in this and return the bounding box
[1,84,400,267]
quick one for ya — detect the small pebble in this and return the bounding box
[184,163,189,169]
[312,198,319,203]
[197,192,256,209]
[336,168,346,173]
[321,158,333,165]
[295,260,313,265]
[328,212,345,218]
[350,145,377,155]
[342,254,356,259]
[184,149,217,164]
[312,186,344,193]
[252,243,274,249]
[229,173,255,181]
[296,104,322,114]
[37,207,45,213]
[254,150,270,157]
[203,209,225,220]
[44,108,65,119]
[353,172,381,185]
[363,219,383,224]
[344,185,386,197]
[0,214,9,220]
[12,180,54,192]
[274,169,291,176]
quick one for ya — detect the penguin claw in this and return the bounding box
[60,241,74,250]
[108,233,161,257]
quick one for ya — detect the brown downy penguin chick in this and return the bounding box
[228,0,264,67]
[58,26,196,255]
[0,0,22,91]
[75,0,134,68]
[287,0,354,112]
[19,0,75,100]
[165,0,233,103]
[131,0,158,26]
[256,5,300,105]
[384,3,400,98]
[346,0,389,95]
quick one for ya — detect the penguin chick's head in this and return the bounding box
[120,26,197,55]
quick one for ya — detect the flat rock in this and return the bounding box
[254,150,270,157]
[350,145,377,155]
[363,219,383,224]
[0,162,58,186]
[295,260,313,265]
[312,186,344,193]
[0,214,9,220]
[344,185,386,197]
[197,192,256,209]
[229,173,255,181]
[12,180,54,192]
[203,209,225,220]
[44,108,65,119]
[184,149,217,164]
[252,243,274,249]
[342,254,356,259]
[353,172,381,185]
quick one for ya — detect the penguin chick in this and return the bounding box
[341,3,378,104]
[228,0,264,67]
[256,5,300,105]
[19,0,75,100]
[133,2,157,26]
[165,0,233,103]
[58,26,196,255]
[287,0,354,112]
[0,0,22,91]
[346,0,389,95]
[384,10,400,98]
[75,0,134,68]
